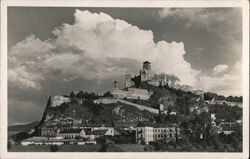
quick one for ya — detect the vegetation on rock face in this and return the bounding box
[75,91,99,99]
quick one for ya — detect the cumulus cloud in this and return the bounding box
[196,61,241,96]
[8,9,199,92]
[158,8,242,96]
[212,64,229,75]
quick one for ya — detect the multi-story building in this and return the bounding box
[135,126,154,144]
[51,95,71,107]
[111,81,153,100]
[153,126,178,141]
[135,125,179,144]
[57,129,85,139]
[125,74,135,88]
[41,125,59,137]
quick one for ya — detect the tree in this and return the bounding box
[50,145,59,152]
[70,91,75,98]
[99,143,108,152]
[103,91,113,97]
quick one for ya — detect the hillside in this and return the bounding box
[37,94,157,131]
[8,121,39,132]
[8,121,39,137]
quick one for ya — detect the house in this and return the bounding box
[51,95,70,107]
[21,137,51,146]
[135,126,154,144]
[153,126,178,141]
[135,123,179,144]
[217,122,239,135]
[84,129,110,141]
[111,83,153,100]
[41,126,59,137]
[57,129,85,139]
[21,136,96,146]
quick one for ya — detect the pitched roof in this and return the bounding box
[113,129,121,135]
[85,129,108,135]
[59,129,82,134]
[143,61,151,64]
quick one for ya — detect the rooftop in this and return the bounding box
[143,61,151,64]
[59,129,82,134]
[22,136,90,142]
[85,129,108,135]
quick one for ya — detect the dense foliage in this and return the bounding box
[204,92,242,102]
[209,105,242,122]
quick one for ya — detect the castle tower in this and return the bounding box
[140,61,154,82]
[142,61,151,70]
[113,81,119,91]
[125,74,132,88]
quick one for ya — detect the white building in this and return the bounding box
[51,95,70,107]
[135,126,154,144]
[57,129,85,139]
[111,84,153,100]
[135,125,179,144]
[93,97,118,104]
[21,136,96,146]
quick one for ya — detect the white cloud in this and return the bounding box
[212,64,229,75]
[8,9,242,96]
[8,9,199,92]
[197,61,242,96]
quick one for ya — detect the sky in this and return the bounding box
[7,7,242,125]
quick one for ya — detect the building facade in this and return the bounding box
[135,126,179,144]
[51,95,71,107]
[111,82,153,100]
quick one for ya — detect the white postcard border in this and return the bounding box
[0,0,249,159]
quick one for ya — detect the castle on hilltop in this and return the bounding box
[111,61,173,100]
[125,61,171,88]
[111,61,203,100]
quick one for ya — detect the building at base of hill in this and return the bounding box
[134,123,180,144]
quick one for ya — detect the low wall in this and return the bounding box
[118,99,159,114]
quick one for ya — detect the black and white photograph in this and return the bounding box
[0,0,249,158]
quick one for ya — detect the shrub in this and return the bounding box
[144,145,154,152]
[99,143,108,152]
[50,145,59,152]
